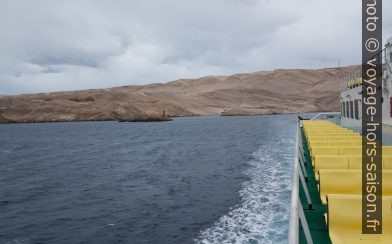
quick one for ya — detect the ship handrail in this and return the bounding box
[310,112,340,121]
[288,118,300,244]
[341,43,391,92]
[289,118,314,243]
[289,113,341,243]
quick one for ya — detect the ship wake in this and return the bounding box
[195,139,295,243]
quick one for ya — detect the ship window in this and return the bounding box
[354,100,359,120]
[345,102,349,118]
[390,97,392,117]
[347,102,350,118]
[358,99,361,119]
[350,101,354,119]
[341,102,343,117]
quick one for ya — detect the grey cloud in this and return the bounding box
[0,0,390,94]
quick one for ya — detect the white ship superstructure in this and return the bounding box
[340,36,392,126]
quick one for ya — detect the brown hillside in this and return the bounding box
[0,66,356,123]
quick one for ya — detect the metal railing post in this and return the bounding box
[288,119,300,244]
[298,155,309,182]
[299,168,312,209]
[299,201,314,244]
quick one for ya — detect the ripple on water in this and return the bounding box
[195,139,295,244]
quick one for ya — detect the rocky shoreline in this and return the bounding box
[0,66,357,124]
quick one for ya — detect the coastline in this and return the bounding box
[0,111,326,125]
[0,66,356,124]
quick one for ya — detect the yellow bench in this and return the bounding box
[310,146,362,160]
[307,138,362,147]
[308,135,361,140]
[327,194,392,243]
[384,147,392,154]
[313,156,392,181]
[331,141,362,147]
[349,157,392,169]
[338,146,362,155]
[310,147,338,159]
[309,138,362,143]
[385,158,392,170]
[308,141,362,148]
[306,132,358,137]
[313,156,348,181]
[305,128,349,133]
[319,169,392,205]
[310,146,362,159]
[311,146,392,161]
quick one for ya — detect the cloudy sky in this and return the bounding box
[0,0,391,94]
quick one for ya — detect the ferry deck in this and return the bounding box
[289,115,392,244]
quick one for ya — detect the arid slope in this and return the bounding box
[0,66,355,123]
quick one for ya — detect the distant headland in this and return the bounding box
[0,66,357,123]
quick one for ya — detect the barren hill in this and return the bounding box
[0,66,355,123]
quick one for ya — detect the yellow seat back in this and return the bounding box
[319,169,361,205]
[384,146,392,155]
[348,156,391,169]
[384,158,392,170]
[310,137,361,143]
[327,194,392,244]
[331,141,362,147]
[319,170,392,205]
[309,135,360,141]
[313,156,348,181]
[311,147,339,161]
[385,173,392,196]
[338,146,362,155]
[309,141,331,147]
[348,157,363,169]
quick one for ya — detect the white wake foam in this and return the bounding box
[195,139,295,244]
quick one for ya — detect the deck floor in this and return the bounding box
[299,128,332,244]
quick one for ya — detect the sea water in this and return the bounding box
[0,115,296,243]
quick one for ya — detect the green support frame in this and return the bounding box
[299,127,332,244]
